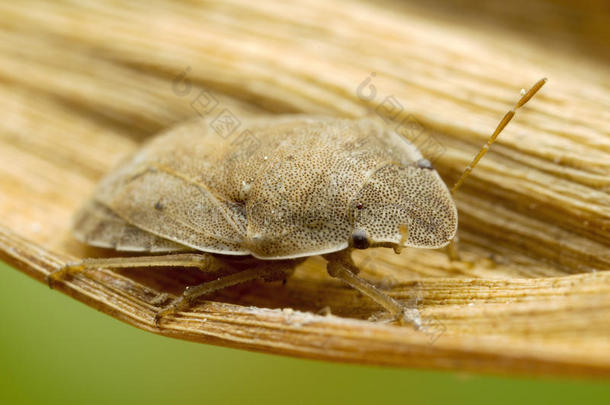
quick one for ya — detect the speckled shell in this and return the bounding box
[73,115,457,259]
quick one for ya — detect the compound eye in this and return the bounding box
[351,229,370,249]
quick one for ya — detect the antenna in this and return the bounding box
[450,78,547,195]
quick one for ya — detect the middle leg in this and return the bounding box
[154,260,298,325]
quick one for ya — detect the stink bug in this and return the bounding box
[48,78,546,327]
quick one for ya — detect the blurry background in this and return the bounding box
[1,0,609,403]
[393,0,610,63]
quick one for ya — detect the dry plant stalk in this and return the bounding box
[0,0,609,377]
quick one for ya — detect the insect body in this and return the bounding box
[49,79,546,327]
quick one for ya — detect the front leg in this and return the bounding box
[324,249,422,328]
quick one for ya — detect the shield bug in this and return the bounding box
[48,79,546,327]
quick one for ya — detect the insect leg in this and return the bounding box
[154,262,296,325]
[392,223,409,254]
[445,237,461,261]
[46,253,218,288]
[324,250,422,328]
[443,237,475,268]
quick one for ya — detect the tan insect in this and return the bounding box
[48,79,546,327]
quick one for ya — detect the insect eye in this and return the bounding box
[351,229,370,249]
[356,203,363,210]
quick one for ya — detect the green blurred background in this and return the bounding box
[1,261,608,405]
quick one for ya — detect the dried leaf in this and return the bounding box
[0,0,609,377]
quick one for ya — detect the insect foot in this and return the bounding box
[45,263,85,289]
[154,295,191,326]
[396,307,423,329]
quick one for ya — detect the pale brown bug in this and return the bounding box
[48,79,546,327]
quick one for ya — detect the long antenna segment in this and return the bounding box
[450,78,547,195]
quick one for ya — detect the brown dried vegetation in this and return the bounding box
[0,0,609,377]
